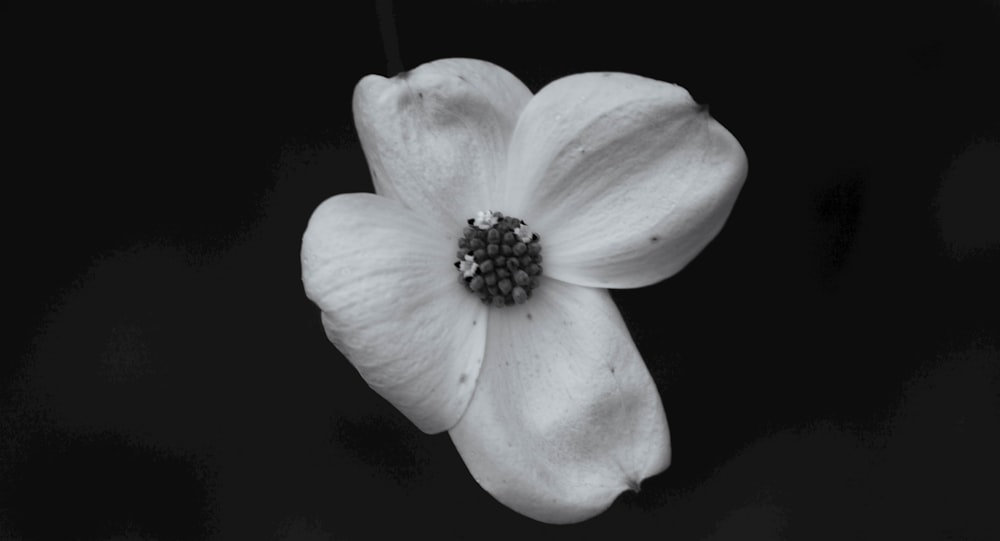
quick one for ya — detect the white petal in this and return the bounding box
[449,278,670,524]
[353,58,533,232]
[301,193,487,434]
[503,72,747,288]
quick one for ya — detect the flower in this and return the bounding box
[301,58,747,523]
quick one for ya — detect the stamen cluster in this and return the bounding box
[454,212,543,307]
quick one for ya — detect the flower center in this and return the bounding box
[454,210,543,308]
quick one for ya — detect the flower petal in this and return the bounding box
[301,193,487,434]
[448,278,670,524]
[353,58,533,232]
[503,72,747,288]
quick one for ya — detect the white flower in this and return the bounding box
[301,58,747,523]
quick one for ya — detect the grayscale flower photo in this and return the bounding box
[5,1,999,539]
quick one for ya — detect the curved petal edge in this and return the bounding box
[353,58,534,233]
[504,71,748,289]
[301,193,488,433]
[449,279,670,523]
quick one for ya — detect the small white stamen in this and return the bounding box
[514,224,533,243]
[473,210,499,230]
[458,254,479,278]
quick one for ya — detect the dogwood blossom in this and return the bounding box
[301,58,747,523]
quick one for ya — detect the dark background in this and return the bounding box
[4,1,999,539]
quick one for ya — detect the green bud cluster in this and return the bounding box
[454,213,543,307]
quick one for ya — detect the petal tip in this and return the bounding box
[626,477,642,493]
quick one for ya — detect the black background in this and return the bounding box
[5,1,999,539]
